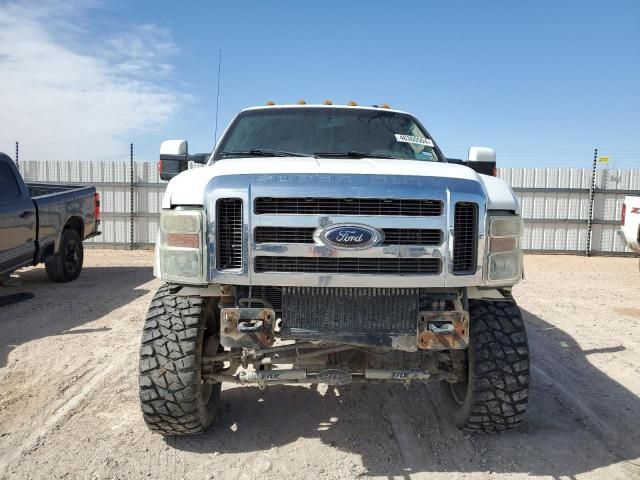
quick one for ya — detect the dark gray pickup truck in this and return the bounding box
[0,152,100,283]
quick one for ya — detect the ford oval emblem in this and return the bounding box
[319,224,382,249]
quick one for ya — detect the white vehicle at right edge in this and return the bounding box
[621,196,640,253]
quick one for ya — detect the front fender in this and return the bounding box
[478,174,520,213]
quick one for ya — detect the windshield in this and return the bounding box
[214,107,441,162]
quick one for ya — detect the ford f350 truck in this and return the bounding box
[139,104,528,435]
[0,152,100,283]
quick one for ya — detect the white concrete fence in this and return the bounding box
[17,160,640,255]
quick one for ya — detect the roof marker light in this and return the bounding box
[297,99,306,105]
[381,103,391,109]
[348,101,358,106]
[266,101,275,106]
[323,100,333,105]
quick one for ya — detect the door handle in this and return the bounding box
[19,211,35,218]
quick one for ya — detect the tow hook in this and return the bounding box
[238,320,264,333]
[220,307,276,349]
[428,322,455,335]
[417,299,469,350]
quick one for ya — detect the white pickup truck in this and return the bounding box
[139,104,528,436]
[621,196,640,252]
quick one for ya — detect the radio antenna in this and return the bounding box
[214,49,222,146]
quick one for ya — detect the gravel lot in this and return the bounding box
[0,250,639,480]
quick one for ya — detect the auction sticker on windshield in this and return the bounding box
[394,134,434,147]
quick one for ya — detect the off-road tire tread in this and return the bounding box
[139,284,217,435]
[466,300,529,432]
[45,229,83,282]
[443,300,530,433]
[44,254,64,282]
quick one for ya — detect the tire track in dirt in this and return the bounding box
[383,386,427,474]
[383,384,482,478]
[0,257,157,479]
[0,358,125,477]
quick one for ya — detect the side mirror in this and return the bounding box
[159,140,188,181]
[466,146,497,176]
[160,139,188,156]
[468,146,496,163]
[158,140,208,181]
[446,147,497,176]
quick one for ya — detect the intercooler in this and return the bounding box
[280,286,463,349]
[281,287,420,335]
[281,287,458,345]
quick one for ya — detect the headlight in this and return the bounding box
[488,250,523,282]
[158,209,206,284]
[489,216,523,251]
[486,215,523,283]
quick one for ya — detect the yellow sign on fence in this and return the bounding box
[598,156,609,163]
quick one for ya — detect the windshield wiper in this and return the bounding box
[313,151,397,159]
[219,149,312,158]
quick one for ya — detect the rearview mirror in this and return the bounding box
[158,140,208,181]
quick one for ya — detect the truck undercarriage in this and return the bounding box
[140,283,529,435]
[203,285,470,387]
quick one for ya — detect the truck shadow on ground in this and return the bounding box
[0,266,153,369]
[169,307,640,479]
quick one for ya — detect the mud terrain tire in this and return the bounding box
[45,229,83,282]
[139,284,221,435]
[440,299,530,432]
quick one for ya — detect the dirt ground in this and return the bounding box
[0,251,639,480]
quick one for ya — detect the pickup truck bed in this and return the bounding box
[0,153,100,282]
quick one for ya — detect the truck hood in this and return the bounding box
[162,157,519,213]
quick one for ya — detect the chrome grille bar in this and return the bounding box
[254,227,442,245]
[254,197,443,216]
[254,256,441,274]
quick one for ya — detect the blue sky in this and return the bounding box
[1,0,639,168]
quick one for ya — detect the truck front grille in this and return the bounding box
[452,202,478,274]
[216,198,243,270]
[254,257,441,274]
[254,197,443,216]
[254,227,442,245]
